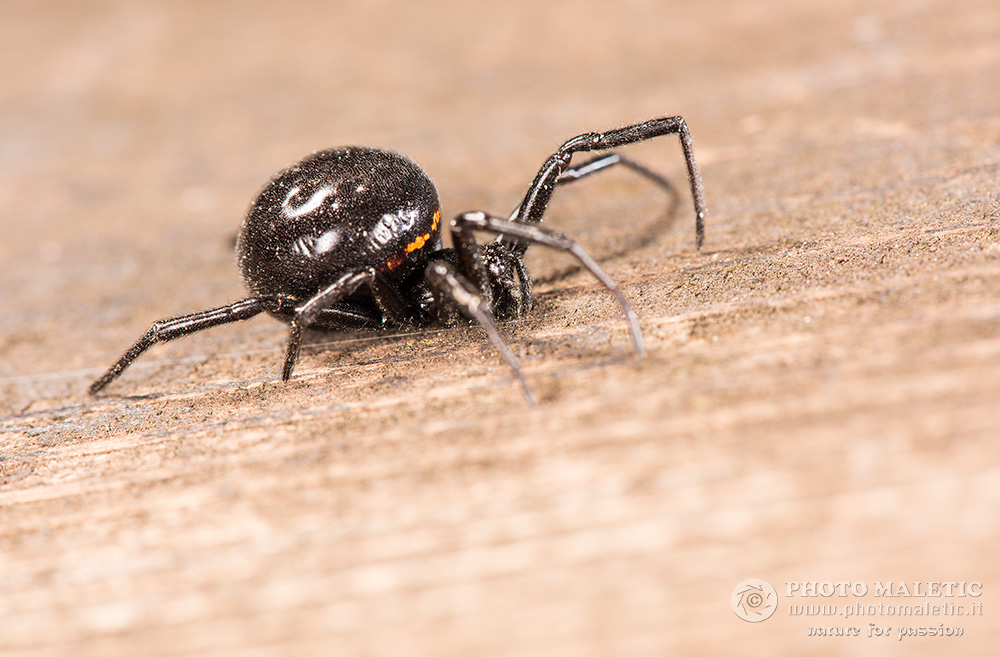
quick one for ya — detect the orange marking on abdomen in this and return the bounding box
[404,208,441,253]
[385,208,441,270]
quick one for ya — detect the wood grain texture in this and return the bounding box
[1,1,998,655]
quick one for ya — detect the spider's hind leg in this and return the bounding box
[89,295,287,394]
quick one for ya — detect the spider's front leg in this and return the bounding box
[448,212,533,319]
[449,211,645,358]
[423,209,646,404]
[507,115,707,252]
[422,215,537,402]
[424,260,537,405]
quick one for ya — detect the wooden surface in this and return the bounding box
[1,1,998,655]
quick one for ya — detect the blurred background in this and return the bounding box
[1,1,998,655]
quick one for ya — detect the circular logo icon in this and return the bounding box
[731,579,778,622]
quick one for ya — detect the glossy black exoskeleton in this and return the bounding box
[90,115,707,403]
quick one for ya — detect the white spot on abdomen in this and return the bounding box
[281,184,335,218]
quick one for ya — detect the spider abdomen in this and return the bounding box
[236,147,442,302]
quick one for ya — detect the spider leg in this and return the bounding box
[280,268,417,381]
[449,210,531,317]
[505,152,681,227]
[425,260,537,405]
[506,115,707,251]
[557,152,671,187]
[89,295,288,394]
[451,211,646,359]
[282,270,371,380]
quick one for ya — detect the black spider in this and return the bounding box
[90,115,707,403]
